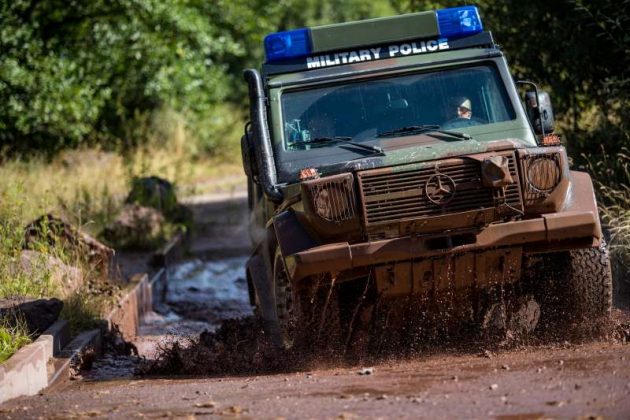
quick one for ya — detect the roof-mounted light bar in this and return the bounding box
[264,28,312,63]
[436,6,483,38]
[264,5,484,63]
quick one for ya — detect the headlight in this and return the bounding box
[519,148,569,214]
[524,154,562,195]
[302,173,357,222]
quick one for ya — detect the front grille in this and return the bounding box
[358,152,522,227]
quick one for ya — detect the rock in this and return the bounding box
[481,350,494,359]
[103,204,165,248]
[24,214,114,278]
[126,176,178,216]
[0,298,63,335]
[17,250,83,296]
[358,367,374,375]
[489,384,499,391]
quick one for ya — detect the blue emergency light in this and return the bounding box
[264,6,483,63]
[436,6,483,38]
[264,28,312,63]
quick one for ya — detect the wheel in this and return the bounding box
[567,241,613,320]
[524,241,612,335]
[273,247,297,348]
[274,247,345,352]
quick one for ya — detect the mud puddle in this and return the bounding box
[85,253,630,381]
[85,255,252,380]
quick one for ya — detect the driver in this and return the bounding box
[442,96,486,129]
[455,97,473,120]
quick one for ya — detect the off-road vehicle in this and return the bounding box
[241,6,612,349]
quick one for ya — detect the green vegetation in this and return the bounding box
[0,316,31,363]
[586,150,630,281]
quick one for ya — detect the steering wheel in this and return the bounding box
[441,117,487,130]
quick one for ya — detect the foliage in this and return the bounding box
[0,316,32,364]
[585,149,630,282]
[393,0,630,162]
[0,0,391,155]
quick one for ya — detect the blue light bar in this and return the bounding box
[436,6,483,38]
[264,28,312,62]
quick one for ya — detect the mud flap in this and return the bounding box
[246,254,281,345]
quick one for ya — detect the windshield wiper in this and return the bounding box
[377,125,472,140]
[307,136,384,154]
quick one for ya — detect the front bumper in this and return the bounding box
[284,210,600,281]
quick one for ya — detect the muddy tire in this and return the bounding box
[274,248,345,352]
[568,242,613,320]
[274,248,297,348]
[525,241,612,335]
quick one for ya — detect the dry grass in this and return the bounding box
[0,106,244,355]
[585,148,630,283]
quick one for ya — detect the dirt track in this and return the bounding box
[1,188,629,419]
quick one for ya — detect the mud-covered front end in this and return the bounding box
[275,142,602,297]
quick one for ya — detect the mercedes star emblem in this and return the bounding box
[425,173,456,205]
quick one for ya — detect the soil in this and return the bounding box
[1,185,629,419]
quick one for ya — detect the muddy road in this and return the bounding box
[2,187,630,419]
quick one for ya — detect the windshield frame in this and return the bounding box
[267,53,537,184]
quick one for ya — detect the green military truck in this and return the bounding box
[241,6,612,349]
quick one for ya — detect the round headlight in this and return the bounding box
[527,156,561,193]
[314,186,350,221]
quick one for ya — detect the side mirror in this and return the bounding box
[525,90,555,135]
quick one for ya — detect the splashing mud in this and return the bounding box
[83,239,625,379]
[138,262,629,378]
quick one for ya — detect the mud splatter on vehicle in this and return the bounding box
[240,6,612,352]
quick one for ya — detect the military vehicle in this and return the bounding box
[241,6,612,349]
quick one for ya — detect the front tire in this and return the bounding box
[569,242,613,320]
[526,241,612,335]
[274,248,297,348]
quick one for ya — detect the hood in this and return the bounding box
[318,136,526,176]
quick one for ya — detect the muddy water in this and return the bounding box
[86,255,252,380]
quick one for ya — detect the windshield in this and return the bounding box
[275,64,519,182]
[281,64,515,149]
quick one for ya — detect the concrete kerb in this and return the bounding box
[104,227,186,341]
[152,230,187,268]
[0,319,71,404]
[46,329,102,390]
[0,233,185,404]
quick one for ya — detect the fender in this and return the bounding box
[272,210,319,279]
[566,170,603,243]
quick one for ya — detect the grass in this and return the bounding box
[0,316,32,364]
[584,148,630,282]
[0,106,245,360]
